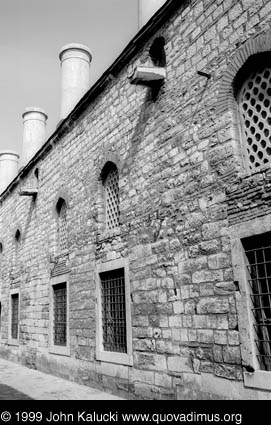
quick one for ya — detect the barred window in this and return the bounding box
[100,268,127,353]
[238,62,271,172]
[0,302,2,334]
[104,164,120,231]
[56,199,68,252]
[11,293,19,340]
[53,282,67,346]
[242,232,271,371]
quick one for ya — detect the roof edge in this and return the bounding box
[0,0,182,202]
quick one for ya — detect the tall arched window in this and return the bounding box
[237,54,271,172]
[56,198,68,252]
[102,162,120,231]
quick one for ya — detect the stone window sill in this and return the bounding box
[49,345,70,357]
[238,164,271,179]
[244,370,271,391]
[8,338,19,346]
[97,228,121,242]
[96,350,133,366]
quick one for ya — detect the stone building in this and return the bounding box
[1,0,271,399]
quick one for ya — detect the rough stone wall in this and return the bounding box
[227,168,271,225]
[1,0,271,399]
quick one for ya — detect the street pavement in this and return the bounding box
[0,358,123,400]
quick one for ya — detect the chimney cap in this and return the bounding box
[59,43,92,61]
[22,107,48,120]
[0,150,20,158]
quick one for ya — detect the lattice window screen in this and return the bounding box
[239,67,271,172]
[59,202,68,251]
[105,167,120,231]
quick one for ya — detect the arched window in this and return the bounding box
[237,54,271,172]
[13,229,22,263]
[102,162,120,231]
[56,198,68,252]
[15,229,21,245]
[149,36,166,67]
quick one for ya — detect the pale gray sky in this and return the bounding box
[0,0,138,154]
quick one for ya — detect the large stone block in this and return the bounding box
[197,297,230,314]
[167,356,192,373]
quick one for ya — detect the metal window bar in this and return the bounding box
[11,294,19,339]
[100,268,127,353]
[59,203,68,251]
[53,283,67,346]
[243,233,271,371]
[105,167,120,231]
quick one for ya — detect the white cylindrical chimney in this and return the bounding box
[138,0,167,28]
[20,107,48,168]
[0,151,19,194]
[59,43,92,120]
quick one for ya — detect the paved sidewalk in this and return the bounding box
[0,358,123,400]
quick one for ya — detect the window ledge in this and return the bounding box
[8,339,19,346]
[97,228,121,242]
[49,345,70,357]
[238,164,271,179]
[244,370,271,391]
[129,66,166,85]
[96,350,133,366]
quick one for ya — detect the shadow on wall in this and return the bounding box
[124,82,163,172]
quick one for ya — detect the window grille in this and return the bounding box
[239,66,271,171]
[105,166,120,231]
[243,233,271,371]
[53,283,67,346]
[11,293,19,339]
[100,268,127,353]
[58,202,68,251]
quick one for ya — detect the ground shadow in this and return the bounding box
[0,383,33,400]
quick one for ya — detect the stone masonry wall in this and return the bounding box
[1,0,271,399]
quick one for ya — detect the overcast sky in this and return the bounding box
[0,0,138,155]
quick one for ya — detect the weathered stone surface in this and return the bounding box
[208,253,231,269]
[192,270,223,283]
[223,346,242,364]
[0,0,270,402]
[167,356,192,374]
[197,298,230,314]
[214,364,237,381]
